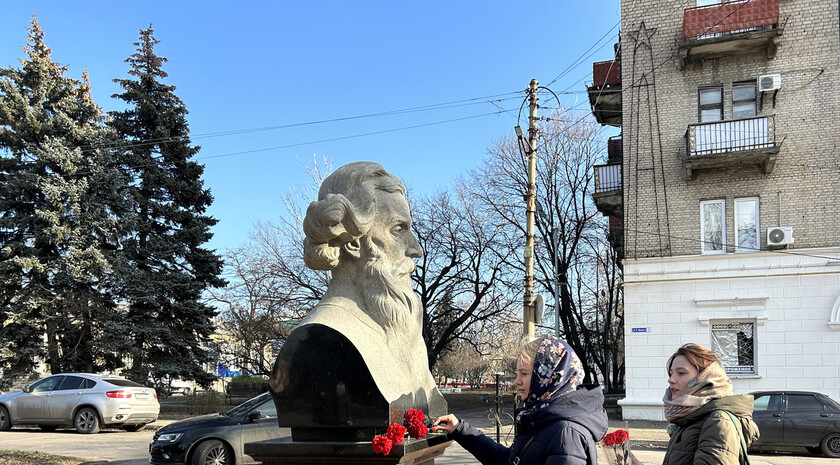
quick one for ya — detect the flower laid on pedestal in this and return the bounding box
[600,429,631,465]
[371,408,429,455]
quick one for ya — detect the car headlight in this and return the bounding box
[157,433,183,443]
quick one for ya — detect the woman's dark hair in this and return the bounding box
[666,343,720,373]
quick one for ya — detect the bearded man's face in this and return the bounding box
[352,191,423,336]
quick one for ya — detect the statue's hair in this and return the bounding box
[302,162,405,270]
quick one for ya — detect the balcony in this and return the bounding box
[683,115,780,180]
[679,0,783,68]
[593,162,623,218]
[587,60,621,126]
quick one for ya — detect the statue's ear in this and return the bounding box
[343,239,361,259]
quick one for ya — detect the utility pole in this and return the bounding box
[523,79,539,337]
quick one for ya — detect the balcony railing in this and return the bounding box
[686,115,775,156]
[594,163,622,193]
[592,60,621,88]
[683,0,779,40]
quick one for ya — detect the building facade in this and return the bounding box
[589,0,840,419]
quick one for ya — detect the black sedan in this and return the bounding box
[150,392,285,465]
[750,390,840,458]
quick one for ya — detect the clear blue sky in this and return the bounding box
[0,1,620,252]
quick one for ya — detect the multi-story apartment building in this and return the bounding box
[589,0,840,420]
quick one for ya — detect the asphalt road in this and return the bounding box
[0,423,837,465]
[0,425,151,464]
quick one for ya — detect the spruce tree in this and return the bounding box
[109,26,224,388]
[0,18,130,386]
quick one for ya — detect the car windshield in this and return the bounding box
[223,393,270,416]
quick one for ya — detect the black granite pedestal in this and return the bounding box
[245,433,453,465]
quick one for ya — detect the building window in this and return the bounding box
[701,199,726,253]
[711,321,755,375]
[699,86,723,122]
[732,82,757,119]
[734,197,759,252]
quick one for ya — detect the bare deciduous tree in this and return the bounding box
[207,244,307,377]
[411,188,520,369]
[469,109,624,389]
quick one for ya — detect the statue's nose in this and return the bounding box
[406,234,423,258]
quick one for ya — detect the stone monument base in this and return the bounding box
[245,433,453,465]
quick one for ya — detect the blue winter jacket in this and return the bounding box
[450,385,608,465]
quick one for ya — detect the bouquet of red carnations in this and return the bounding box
[371,408,430,455]
[600,429,631,465]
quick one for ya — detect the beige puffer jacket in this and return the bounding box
[661,394,760,465]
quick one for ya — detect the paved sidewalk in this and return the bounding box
[434,406,671,464]
[433,407,832,465]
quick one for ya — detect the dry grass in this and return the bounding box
[0,450,85,465]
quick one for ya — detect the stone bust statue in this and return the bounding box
[269,161,446,441]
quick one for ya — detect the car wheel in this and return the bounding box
[821,432,840,458]
[121,423,146,432]
[38,424,59,432]
[74,407,101,434]
[192,439,231,465]
[0,405,10,431]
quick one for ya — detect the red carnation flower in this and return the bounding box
[372,435,393,455]
[615,429,629,444]
[404,408,425,425]
[386,422,407,445]
[602,429,629,447]
[407,421,428,439]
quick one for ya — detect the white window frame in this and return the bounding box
[734,197,760,252]
[701,199,726,254]
[710,320,757,376]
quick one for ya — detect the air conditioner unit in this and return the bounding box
[758,74,782,92]
[767,226,794,246]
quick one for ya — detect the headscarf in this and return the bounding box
[662,361,733,422]
[517,335,583,421]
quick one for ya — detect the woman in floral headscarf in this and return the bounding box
[433,335,608,465]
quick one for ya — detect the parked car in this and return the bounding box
[170,380,192,396]
[750,390,840,458]
[150,392,282,465]
[0,373,159,434]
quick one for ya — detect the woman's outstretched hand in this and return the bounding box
[432,414,459,433]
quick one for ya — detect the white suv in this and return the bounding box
[0,373,160,433]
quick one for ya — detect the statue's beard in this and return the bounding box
[354,236,422,343]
